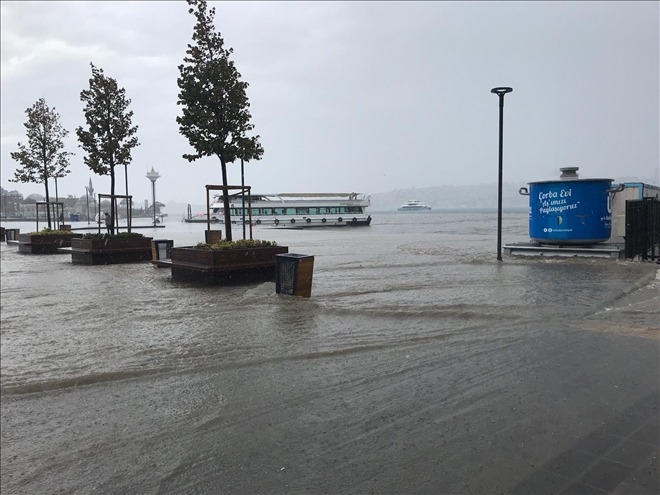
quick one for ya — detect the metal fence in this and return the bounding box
[625,198,660,261]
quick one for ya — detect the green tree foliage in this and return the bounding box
[177,0,264,241]
[9,98,73,228]
[76,63,139,235]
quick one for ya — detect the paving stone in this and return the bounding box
[572,431,621,457]
[578,459,634,492]
[611,479,660,495]
[602,416,647,438]
[546,449,598,479]
[508,469,571,495]
[630,421,660,447]
[605,439,657,467]
[559,482,606,494]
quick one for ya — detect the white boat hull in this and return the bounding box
[184,192,372,227]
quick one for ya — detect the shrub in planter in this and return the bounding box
[30,227,77,235]
[82,232,145,240]
[71,232,152,264]
[171,239,288,284]
[17,227,83,253]
[194,239,278,250]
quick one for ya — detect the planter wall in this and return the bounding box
[70,237,153,265]
[17,233,83,254]
[170,245,289,284]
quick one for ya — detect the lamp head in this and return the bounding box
[491,87,513,96]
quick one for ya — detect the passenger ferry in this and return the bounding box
[397,200,432,211]
[184,192,372,227]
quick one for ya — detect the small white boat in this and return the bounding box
[397,200,432,212]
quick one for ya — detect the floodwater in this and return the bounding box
[1,211,658,494]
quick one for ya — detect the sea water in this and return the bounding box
[1,211,658,494]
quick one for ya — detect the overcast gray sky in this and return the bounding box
[1,1,658,205]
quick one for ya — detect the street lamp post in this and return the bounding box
[85,186,90,224]
[146,167,160,227]
[490,86,513,262]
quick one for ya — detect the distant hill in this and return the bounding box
[369,183,529,212]
[369,174,659,212]
[162,174,659,214]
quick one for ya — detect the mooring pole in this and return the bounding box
[490,87,513,261]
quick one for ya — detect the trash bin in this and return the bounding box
[205,230,222,244]
[152,239,174,261]
[276,253,315,298]
[5,228,20,242]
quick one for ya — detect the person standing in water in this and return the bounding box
[104,212,113,234]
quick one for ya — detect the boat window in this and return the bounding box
[318,207,328,214]
[339,207,346,214]
[251,209,260,216]
[274,208,284,215]
[263,208,273,215]
[330,207,338,214]
[286,208,296,215]
[296,208,309,215]
[309,208,318,215]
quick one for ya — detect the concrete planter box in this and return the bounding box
[170,245,289,284]
[70,236,153,264]
[17,233,83,254]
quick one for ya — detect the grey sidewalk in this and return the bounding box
[508,391,659,494]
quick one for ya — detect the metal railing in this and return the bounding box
[625,198,660,261]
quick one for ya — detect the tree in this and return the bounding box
[9,98,73,228]
[77,63,139,235]
[177,0,263,241]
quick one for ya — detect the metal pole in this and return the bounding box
[55,177,59,229]
[152,181,156,227]
[241,158,246,240]
[490,87,513,262]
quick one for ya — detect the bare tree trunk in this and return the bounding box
[124,164,129,198]
[219,156,232,241]
[44,179,52,229]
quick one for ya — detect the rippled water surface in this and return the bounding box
[1,212,652,393]
[1,211,658,494]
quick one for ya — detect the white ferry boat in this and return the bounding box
[397,200,432,211]
[184,192,372,227]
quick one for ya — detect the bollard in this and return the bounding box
[276,253,315,298]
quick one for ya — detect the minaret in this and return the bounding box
[88,178,96,219]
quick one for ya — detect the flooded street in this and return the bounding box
[1,212,658,494]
